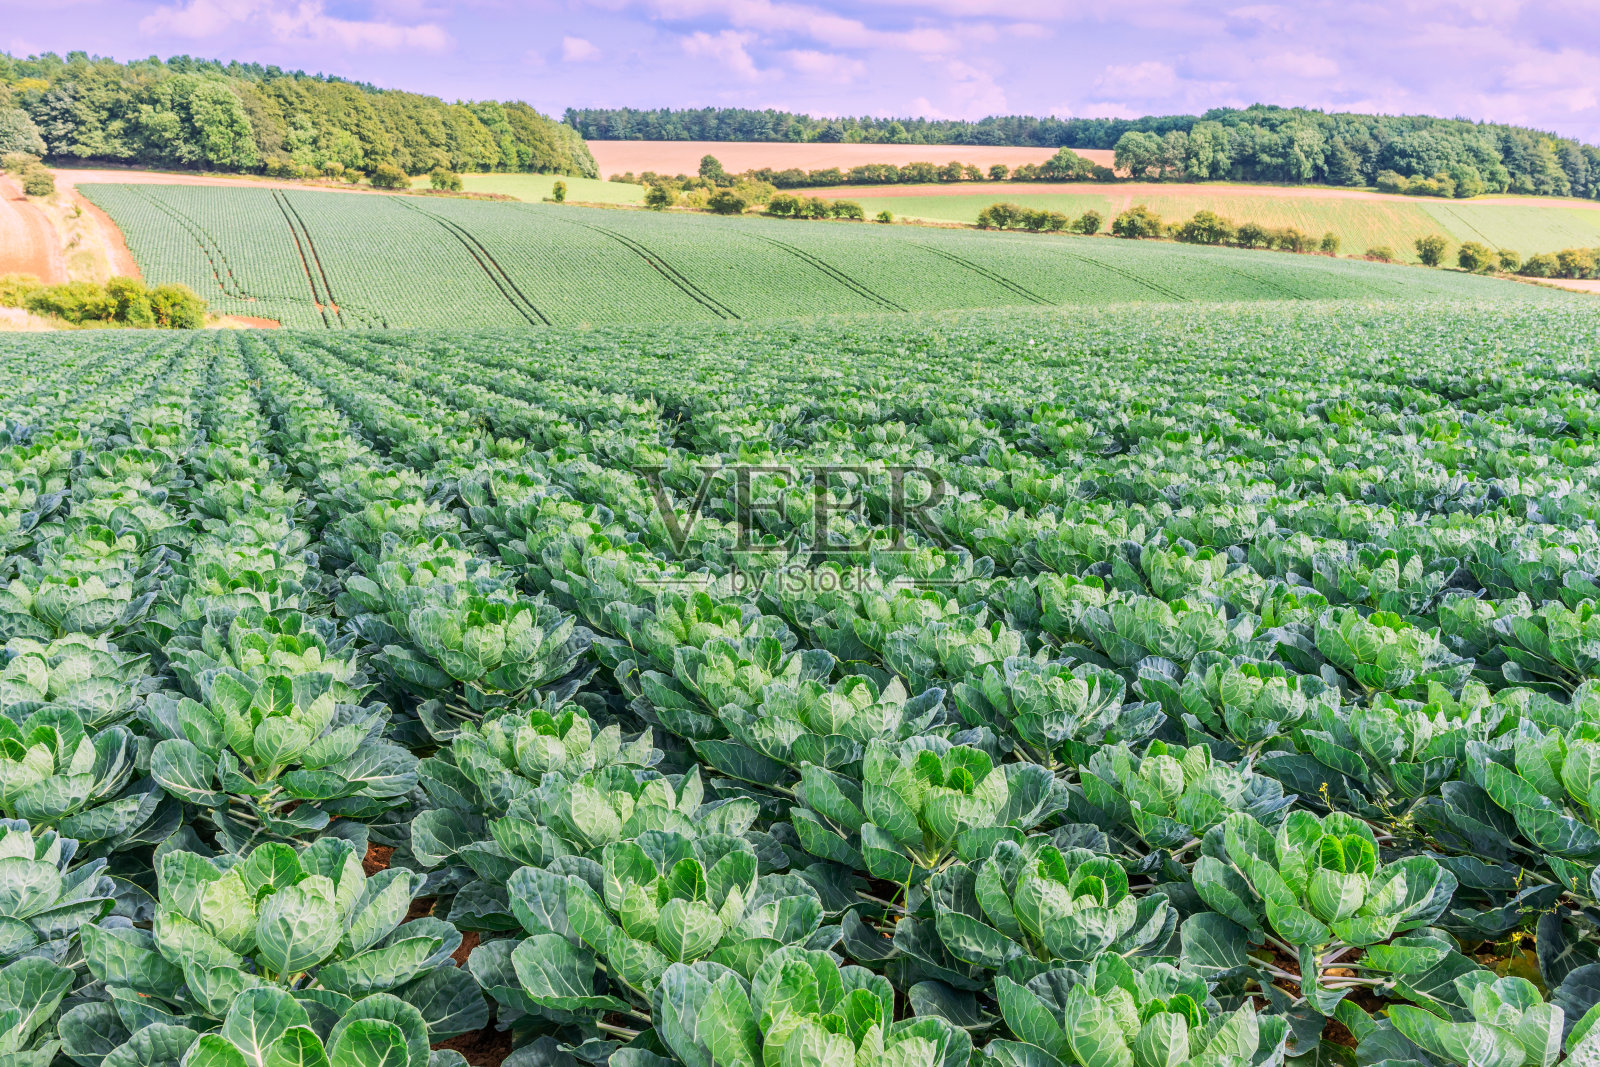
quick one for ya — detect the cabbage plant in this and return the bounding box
[988,955,1284,1067]
[1192,811,1455,1012]
[640,948,971,1067]
[62,838,483,1061]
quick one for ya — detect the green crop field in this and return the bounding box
[841,187,1600,262]
[412,172,648,204]
[80,182,1566,329]
[11,300,1600,1067]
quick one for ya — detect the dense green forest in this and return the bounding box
[0,52,596,178]
[566,104,1600,197]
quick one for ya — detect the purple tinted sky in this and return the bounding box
[6,0,1600,141]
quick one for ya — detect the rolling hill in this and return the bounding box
[816,184,1600,263]
[75,182,1568,330]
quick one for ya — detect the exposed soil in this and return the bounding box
[1541,277,1600,293]
[0,174,65,282]
[215,315,283,329]
[586,140,1113,179]
[362,844,394,875]
[435,1026,513,1067]
[0,307,55,331]
[50,166,512,201]
[69,188,141,279]
[795,180,1600,210]
[451,930,480,967]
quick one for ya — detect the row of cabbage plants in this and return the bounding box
[7,303,1600,1067]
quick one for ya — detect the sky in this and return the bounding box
[5,0,1600,141]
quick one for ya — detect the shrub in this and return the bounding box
[829,199,865,220]
[551,180,567,202]
[644,183,676,210]
[988,163,1009,181]
[368,163,409,189]
[1271,227,1313,253]
[1,151,39,174]
[1174,210,1235,245]
[21,168,53,196]
[1320,231,1341,254]
[1234,221,1270,248]
[26,280,115,323]
[0,272,42,307]
[1415,234,1450,266]
[1018,208,1068,232]
[429,167,463,192]
[1456,241,1495,273]
[977,202,1025,230]
[1366,245,1396,262]
[1557,247,1597,278]
[1111,204,1163,238]
[149,283,206,328]
[1497,249,1521,272]
[706,189,747,215]
[1075,210,1103,235]
[767,193,800,218]
[1375,170,1408,193]
[106,276,155,327]
[1520,252,1557,277]
[874,209,893,223]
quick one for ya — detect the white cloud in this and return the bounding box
[633,0,961,54]
[138,0,451,50]
[562,35,601,61]
[1093,60,1179,97]
[784,49,866,81]
[682,29,764,80]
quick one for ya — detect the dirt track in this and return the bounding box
[52,168,401,197]
[0,175,64,282]
[586,141,1115,179]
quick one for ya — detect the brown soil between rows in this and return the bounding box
[0,174,65,282]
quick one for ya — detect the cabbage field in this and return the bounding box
[7,300,1600,1067]
[77,183,1566,329]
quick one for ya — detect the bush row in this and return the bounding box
[0,273,206,327]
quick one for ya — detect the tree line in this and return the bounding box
[568,104,1600,199]
[0,51,596,179]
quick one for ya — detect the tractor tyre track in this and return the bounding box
[399,201,551,326]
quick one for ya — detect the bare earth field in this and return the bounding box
[797,181,1556,206]
[0,174,65,282]
[585,141,1113,178]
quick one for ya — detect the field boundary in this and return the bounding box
[399,201,552,326]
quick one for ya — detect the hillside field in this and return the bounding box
[829,184,1600,262]
[77,181,1566,330]
[13,300,1600,1067]
[415,172,648,205]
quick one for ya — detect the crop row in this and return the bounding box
[6,303,1600,1067]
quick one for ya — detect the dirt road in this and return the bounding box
[0,175,64,282]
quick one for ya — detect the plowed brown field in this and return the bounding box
[585,141,1114,178]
